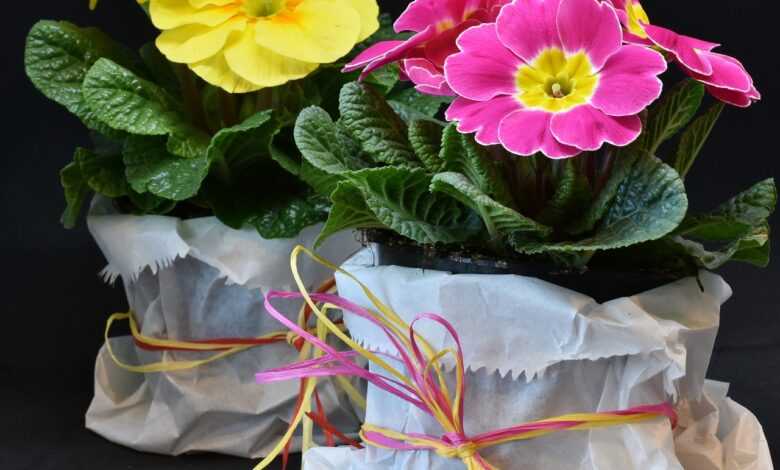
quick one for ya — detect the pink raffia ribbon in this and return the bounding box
[256,246,678,470]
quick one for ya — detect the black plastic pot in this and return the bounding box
[361,230,680,303]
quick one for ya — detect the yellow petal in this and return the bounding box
[252,0,361,63]
[223,26,319,87]
[155,17,246,63]
[149,0,239,29]
[188,0,234,7]
[342,0,379,42]
[190,52,263,94]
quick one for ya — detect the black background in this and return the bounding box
[1,1,778,469]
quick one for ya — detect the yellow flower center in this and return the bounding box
[626,1,650,39]
[241,0,287,17]
[515,48,599,113]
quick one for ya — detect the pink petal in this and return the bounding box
[343,41,405,72]
[445,96,521,145]
[403,58,454,96]
[551,105,641,150]
[557,0,622,70]
[424,19,478,68]
[685,51,753,93]
[591,44,666,116]
[345,26,438,78]
[444,23,523,101]
[643,24,718,76]
[394,0,449,33]
[706,85,761,108]
[496,0,562,64]
[499,109,581,158]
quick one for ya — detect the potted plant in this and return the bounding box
[22,0,434,459]
[287,0,775,467]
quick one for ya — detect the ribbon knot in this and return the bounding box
[285,331,304,350]
[439,433,478,460]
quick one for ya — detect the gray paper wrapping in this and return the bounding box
[302,248,772,470]
[84,197,363,457]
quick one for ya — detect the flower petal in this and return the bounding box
[499,109,581,158]
[223,26,319,87]
[403,58,453,96]
[444,23,523,101]
[643,24,718,76]
[706,85,760,108]
[591,44,666,116]
[343,40,406,72]
[394,0,480,33]
[496,0,562,64]
[150,0,240,29]
[685,51,753,93]
[155,17,246,63]
[445,95,521,145]
[557,0,622,70]
[190,52,262,94]
[343,0,380,41]
[551,105,641,150]
[252,0,361,63]
[346,26,438,77]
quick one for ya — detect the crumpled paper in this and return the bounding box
[301,248,772,470]
[85,197,363,457]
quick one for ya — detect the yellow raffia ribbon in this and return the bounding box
[253,246,678,470]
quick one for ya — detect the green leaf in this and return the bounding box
[673,103,724,178]
[316,182,385,247]
[82,58,183,136]
[300,161,343,197]
[339,82,418,166]
[346,167,477,244]
[207,110,277,165]
[60,161,90,229]
[408,120,445,172]
[439,124,513,207]
[364,64,400,94]
[538,159,593,229]
[518,152,688,253]
[637,79,705,154]
[126,190,177,214]
[25,21,138,134]
[431,172,551,241]
[673,223,771,269]
[74,147,129,198]
[677,178,777,241]
[123,136,209,201]
[387,87,450,123]
[294,106,369,174]
[250,194,329,239]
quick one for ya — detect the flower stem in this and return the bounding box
[175,65,208,132]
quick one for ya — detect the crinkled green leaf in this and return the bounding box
[25,21,138,135]
[673,223,771,269]
[637,79,705,154]
[431,172,550,241]
[75,147,129,198]
[294,106,369,174]
[83,58,183,135]
[346,167,477,244]
[300,161,343,197]
[316,182,384,247]
[123,135,209,201]
[408,120,445,172]
[676,178,777,241]
[388,87,450,123]
[250,194,329,239]
[673,103,724,178]
[538,159,593,229]
[516,152,688,254]
[339,82,418,166]
[60,160,90,229]
[440,124,513,207]
[365,64,400,94]
[207,110,276,165]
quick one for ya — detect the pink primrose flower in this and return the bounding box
[444,0,667,158]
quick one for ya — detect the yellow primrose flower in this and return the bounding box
[93,0,379,93]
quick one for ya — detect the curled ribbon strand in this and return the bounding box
[255,246,678,470]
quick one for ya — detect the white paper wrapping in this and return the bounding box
[301,248,772,470]
[84,197,363,457]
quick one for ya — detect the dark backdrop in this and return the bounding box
[1,1,777,469]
